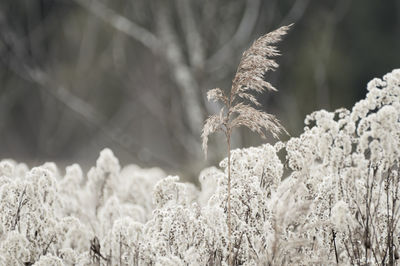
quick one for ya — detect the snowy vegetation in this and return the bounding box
[0,69,398,265]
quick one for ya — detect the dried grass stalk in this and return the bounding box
[201,24,292,266]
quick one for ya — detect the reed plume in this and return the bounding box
[202,24,291,266]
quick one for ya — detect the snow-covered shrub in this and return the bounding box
[0,69,398,265]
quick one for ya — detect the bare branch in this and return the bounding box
[11,186,27,231]
[279,0,310,26]
[205,0,261,72]
[156,2,204,140]
[74,0,160,53]
[175,0,205,68]
[42,235,56,256]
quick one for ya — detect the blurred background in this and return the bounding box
[0,0,399,181]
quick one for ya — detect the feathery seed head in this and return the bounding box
[202,24,292,157]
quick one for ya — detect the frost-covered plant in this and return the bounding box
[202,25,290,265]
[0,69,398,265]
[0,148,168,265]
[284,69,400,264]
[0,164,90,265]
